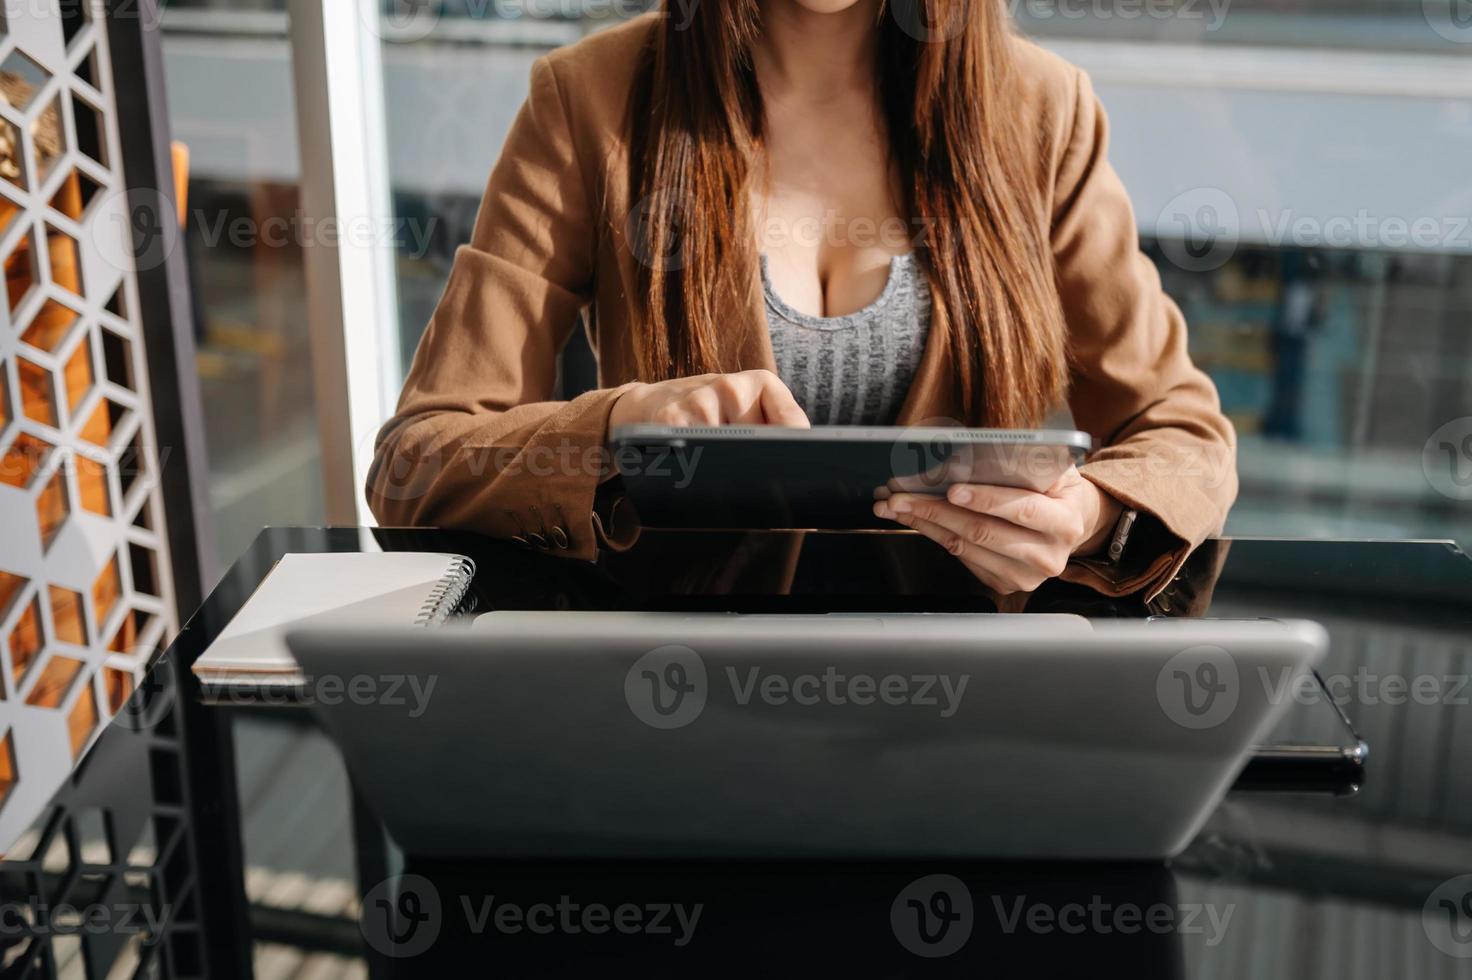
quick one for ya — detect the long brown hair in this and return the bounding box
[627,0,1066,427]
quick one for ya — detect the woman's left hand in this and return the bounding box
[873,468,1124,595]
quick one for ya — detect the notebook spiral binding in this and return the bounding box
[414,556,477,627]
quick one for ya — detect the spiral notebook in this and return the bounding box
[190,552,475,690]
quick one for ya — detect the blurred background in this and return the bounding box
[158,0,1472,578]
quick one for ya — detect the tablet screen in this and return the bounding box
[610,425,1090,531]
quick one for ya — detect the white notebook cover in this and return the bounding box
[191,552,474,679]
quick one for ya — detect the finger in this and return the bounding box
[884,496,1049,553]
[753,371,811,428]
[937,484,1075,536]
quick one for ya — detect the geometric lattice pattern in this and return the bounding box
[0,0,176,854]
[0,658,204,978]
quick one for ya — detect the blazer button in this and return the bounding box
[551,526,570,550]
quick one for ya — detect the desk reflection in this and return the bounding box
[457,526,1231,618]
[379,859,1186,976]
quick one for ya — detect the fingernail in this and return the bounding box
[950,487,971,505]
[891,498,911,514]
[873,502,892,520]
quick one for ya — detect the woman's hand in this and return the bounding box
[609,370,810,429]
[874,468,1124,595]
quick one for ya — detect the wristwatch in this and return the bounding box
[1105,508,1139,566]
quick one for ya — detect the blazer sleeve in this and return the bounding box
[367,55,638,559]
[1051,67,1239,600]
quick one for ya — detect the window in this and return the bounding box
[160,2,323,573]
[166,1,1472,551]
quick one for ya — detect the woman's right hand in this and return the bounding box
[608,370,810,429]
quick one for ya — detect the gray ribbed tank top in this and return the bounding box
[762,253,932,426]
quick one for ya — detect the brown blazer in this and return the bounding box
[368,13,1238,601]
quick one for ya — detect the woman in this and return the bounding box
[369,0,1237,599]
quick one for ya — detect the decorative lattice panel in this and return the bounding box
[0,658,202,977]
[0,0,176,850]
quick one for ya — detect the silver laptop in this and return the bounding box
[286,613,1325,861]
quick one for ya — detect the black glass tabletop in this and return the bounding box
[2,527,1470,978]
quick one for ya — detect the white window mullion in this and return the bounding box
[287,0,402,525]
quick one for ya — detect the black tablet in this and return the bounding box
[609,424,1093,530]
[1240,668,1367,794]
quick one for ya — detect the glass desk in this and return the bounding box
[2,527,1471,978]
